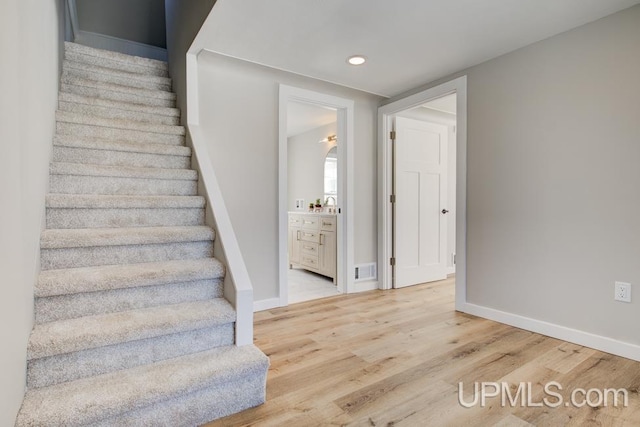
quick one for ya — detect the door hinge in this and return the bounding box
[390,257,396,266]
[390,194,396,203]
[390,130,396,140]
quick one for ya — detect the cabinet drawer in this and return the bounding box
[299,230,320,243]
[301,254,319,270]
[300,241,319,256]
[289,215,302,226]
[300,216,319,230]
[320,216,336,232]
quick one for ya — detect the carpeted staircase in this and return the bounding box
[15,42,269,426]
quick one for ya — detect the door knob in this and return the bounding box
[442,209,449,214]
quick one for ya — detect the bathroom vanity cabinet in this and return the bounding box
[288,212,337,283]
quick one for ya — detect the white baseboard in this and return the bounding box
[253,297,282,312]
[351,280,379,293]
[460,302,640,362]
[75,30,168,62]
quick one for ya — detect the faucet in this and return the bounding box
[325,196,336,213]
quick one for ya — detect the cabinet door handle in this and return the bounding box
[319,233,324,246]
[297,230,301,240]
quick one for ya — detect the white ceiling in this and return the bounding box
[423,93,457,115]
[287,101,336,138]
[202,0,639,97]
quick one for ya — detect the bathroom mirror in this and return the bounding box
[324,146,337,207]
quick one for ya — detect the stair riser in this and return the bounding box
[61,83,176,108]
[56,111,185,137]
[50,175,197,196]
[46,207,204,229]
[59,101,179,126]
[57,122,184,146]
[27,324,234,389]
[53,146,190,169]
[41,241,213,270]
[65,50,169,77]
[63,68,171,92]
[35,279,223,323]
[95,374,267,427]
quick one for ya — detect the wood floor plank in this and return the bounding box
[204,278,640,426]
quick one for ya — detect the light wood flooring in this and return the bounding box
[205,278,640,426]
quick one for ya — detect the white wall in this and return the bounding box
[397,107,457,272]
[0,0,63,423]
[164,0,216,124]
[388,5,640,347]
[288,122,337,211]
[198,52,383,301]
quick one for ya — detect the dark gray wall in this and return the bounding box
[164,0,216,121]
[77,0,166,48]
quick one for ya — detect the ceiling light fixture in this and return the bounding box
[347,55,366,66]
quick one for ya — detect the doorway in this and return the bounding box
[278,85,355,307]
[378,76,467,309]
[286,101,338,303]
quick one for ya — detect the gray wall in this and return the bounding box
[390,5,640,345]
[288,122,338,211]
[0,0,63,422]
[164,0,216,122]
[77,0,167,48]
[198,52,383,301]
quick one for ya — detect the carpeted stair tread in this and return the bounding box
[56,109,185,136]
[27,323,232,388]
[58,100,180,126]
[64,41,168,72]
[62,76,175,101]
[35,278,224,324]
[58,92,180,118]
[56,110,186,136]
[50,162,197,181]
[56,122,184,146]
[54,135,190,156]
[27,299,236,360]
[37,258,223,297]
[16,344,268,427]
[63,60,172,91]
[40,225,214,249]
[46,194,205,209]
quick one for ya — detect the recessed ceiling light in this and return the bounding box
[347,55,366,66]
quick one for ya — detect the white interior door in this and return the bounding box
[394,116,449,288]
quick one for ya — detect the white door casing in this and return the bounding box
[277,85,355,309]
[394,117,449,288]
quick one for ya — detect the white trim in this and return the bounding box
[279,85,355,308]
[185,52,254,346]
[75,30,168,62]
[352,280,379,293]
[254,298,282,312]
[378,76,467,311]
[462,303,640,362]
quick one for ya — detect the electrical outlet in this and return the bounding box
[614,282,631,303]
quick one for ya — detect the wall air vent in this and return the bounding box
[354,263,377,282]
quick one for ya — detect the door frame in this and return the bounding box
[278,84,355,306]
[378,76,467,310]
